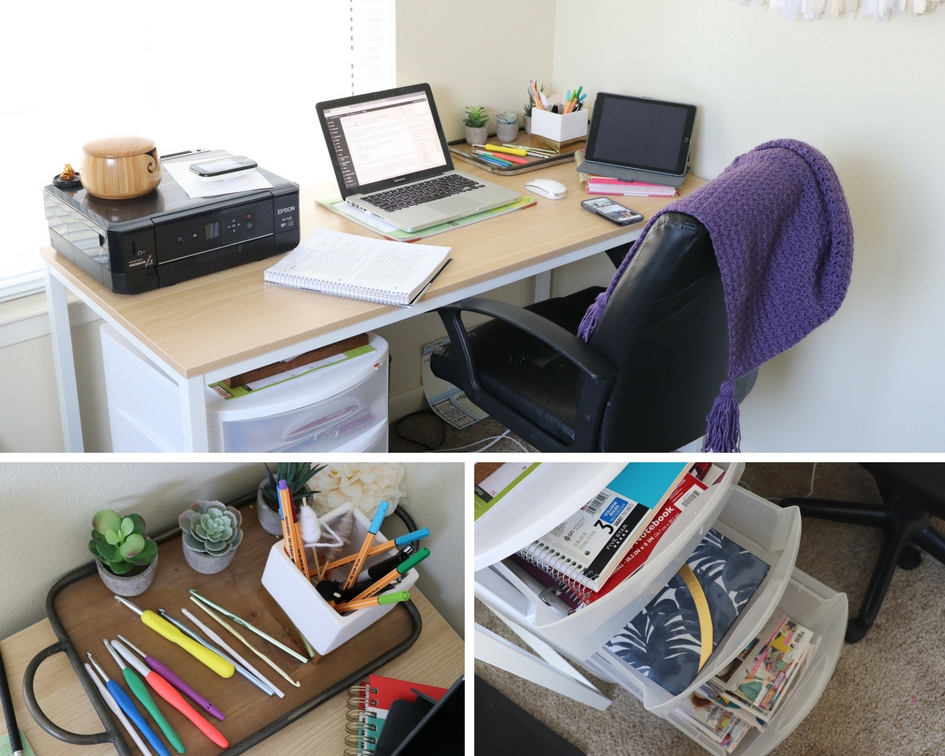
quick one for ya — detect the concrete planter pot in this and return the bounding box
[524,115,532,135]
[495,121,519,143]
[464,125,488,146]
[182,542,237,575]
[95,553,158,597]
[256,480,287,535]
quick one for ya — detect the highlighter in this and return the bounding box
[114,596,235,678]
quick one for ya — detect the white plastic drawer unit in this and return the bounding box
[101,324,389,452]
[474,462,848,756]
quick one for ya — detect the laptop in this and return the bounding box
[576,92,698,187]
[317,84,522,232]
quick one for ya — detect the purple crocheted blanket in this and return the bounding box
[577,139,854,452]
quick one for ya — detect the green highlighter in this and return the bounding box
[103,640,185,754]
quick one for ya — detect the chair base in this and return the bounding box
[782,493,945,643]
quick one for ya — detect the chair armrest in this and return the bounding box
[437,297,617,381]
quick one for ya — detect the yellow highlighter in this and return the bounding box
[114,596,235,678]
[482,143,529,157]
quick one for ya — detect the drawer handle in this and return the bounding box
[22,640,133,755]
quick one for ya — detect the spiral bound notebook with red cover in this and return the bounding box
[344,674,448,756]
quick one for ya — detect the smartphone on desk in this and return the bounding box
[581,196,644,226]
[189,155,258,180]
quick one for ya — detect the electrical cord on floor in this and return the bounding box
[436,430,529,453]
[393,410,530,452]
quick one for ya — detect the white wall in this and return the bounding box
[550,1,945,451]
[0,461,464,640]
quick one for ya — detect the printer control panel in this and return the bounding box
[154,198,275,264]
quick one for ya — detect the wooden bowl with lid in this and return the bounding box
[80,136,162,200]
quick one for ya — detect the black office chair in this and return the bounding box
[431,211,756,452]
[782,463,945,643]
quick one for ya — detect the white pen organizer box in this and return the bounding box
[530,108,588,146]
[261,506,419,655]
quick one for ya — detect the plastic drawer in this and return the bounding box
[590,486,802,715]
[662,569,847,756]
[477,463,745,660]
[101,323,183,451]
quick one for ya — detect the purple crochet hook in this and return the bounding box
[117,634,226,721]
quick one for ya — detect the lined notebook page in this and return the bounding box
[264,228,451,307]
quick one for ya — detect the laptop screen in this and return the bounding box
[317,84,453,197]
[584,93,697,176]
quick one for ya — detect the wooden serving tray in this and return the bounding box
[23,492,421,756]
[448,135,586,175]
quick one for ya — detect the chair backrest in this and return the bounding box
[589,211,753,451]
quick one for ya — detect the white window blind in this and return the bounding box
[0,0,395,302]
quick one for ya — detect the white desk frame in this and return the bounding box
[45,234,637,452]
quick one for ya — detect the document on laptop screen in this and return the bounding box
[323,92,447,190]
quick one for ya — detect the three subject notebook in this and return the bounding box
[344,674,448,756]
[264,228,452,307]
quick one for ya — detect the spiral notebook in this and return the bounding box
[344,674,449,756]
[265,228,452,307]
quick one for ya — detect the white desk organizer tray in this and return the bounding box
[476,462,746,660]
[261,506,419,655]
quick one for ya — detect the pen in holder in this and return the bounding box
[260,506,420,655]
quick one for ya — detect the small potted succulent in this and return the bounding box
[257,462,325,535]
[179,501,243,574]
[88,510,159,596]
[463,106,489,146]
[495,112,520,143]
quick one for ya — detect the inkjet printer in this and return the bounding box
[43,149,300,294]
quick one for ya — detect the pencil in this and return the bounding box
[334,591,411,613]
[324,528,429,572]
[341,501,390,590]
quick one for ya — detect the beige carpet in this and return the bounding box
[476,463,945,756]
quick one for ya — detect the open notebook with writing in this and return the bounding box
[265,228,451,307]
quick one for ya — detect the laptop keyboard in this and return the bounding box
[361,174,485,212]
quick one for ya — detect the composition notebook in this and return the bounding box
[264,228,452,307]
[344,674,448,755]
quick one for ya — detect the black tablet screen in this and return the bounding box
[589,96,695,175]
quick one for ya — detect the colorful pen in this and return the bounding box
[347,548,430,603]
[325,528,429,572]
[156,610,275,697]
[84,661,154,756]
[473,153,513,168]
[334,591,411,613]
[103,640,184,754]
[476,150,529,165]
[342,501,390,590]
[116,634,225,721]
[111,639,230,749]
[114,596,235,678]
[86,652,170,756]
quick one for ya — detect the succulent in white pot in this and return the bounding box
[179,501,243,574]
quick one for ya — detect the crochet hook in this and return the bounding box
[103,640,184,754]
[111,638,230,749]
[156,609,275,697]
[86,652,170,756]
[113,595,234,678]
[116,634,225,721]
[84,661,153,756]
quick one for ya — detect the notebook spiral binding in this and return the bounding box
[516,548,595,607]
[344,682,380,756]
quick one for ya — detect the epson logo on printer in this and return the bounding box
[277,205,296,215]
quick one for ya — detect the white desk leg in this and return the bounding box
[179,376,210,452]
[533,270,552,302]
[43,265,84,452]
[475,623,611,710]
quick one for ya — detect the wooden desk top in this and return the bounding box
[0,590,463,756]
[42,162,704,379]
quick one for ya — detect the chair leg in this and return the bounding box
[781,493,931,643]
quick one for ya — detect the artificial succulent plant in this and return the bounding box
[262,462,325,505]
[496,111,519,124]
[179,501,243,555]
[463,106,489,128]
[88,509,158,575]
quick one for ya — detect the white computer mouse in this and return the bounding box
[524,178,568,200]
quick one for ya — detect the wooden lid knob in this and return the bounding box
[83,136,156,158]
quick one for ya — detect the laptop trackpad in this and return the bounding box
[426,196,479,216]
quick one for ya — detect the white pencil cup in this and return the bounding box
[530,108,588,145]
[260,505,419,655]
